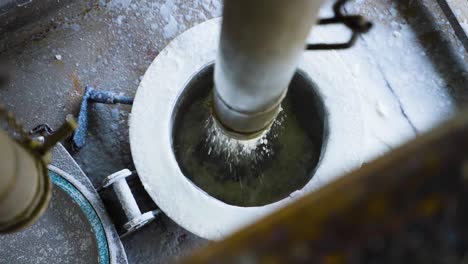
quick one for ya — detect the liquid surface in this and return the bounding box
[173,91,322,207]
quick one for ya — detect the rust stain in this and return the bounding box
[323,253,344,264]
[65,72,84,115]
[366,196,389,219]
[418,196,441,217]
[69,72,82,95]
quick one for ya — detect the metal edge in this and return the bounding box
[50,144,128,264]
[48,167,110,264]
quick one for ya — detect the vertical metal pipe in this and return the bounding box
[213,0,325,138]
[0,117,75,233]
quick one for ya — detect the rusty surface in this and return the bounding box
[182,111,468,263]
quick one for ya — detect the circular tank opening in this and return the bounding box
[172,63,327,207]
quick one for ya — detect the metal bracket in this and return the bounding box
[306,0,373,50]
[71,86,134,150]
[100,169,159,238]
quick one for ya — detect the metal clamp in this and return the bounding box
[101,169,159,237]
[306,0,373,50]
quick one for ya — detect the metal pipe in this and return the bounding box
[72,86,134,150]
[0,116,76,233]
[101,169,159,236]
[0,130,50,233]
[213,0,325,138]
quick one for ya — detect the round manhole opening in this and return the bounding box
[172,63,327,207]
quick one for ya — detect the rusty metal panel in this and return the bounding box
[182,111,468,263]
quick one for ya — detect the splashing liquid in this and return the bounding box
[204,107,284,169]
[172,65,324,207]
